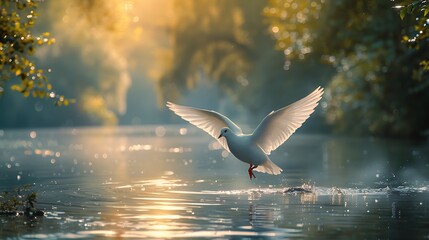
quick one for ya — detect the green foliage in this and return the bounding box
[395,0,429,88]
[397,0,429,20]
[263,0,323,62]
[265,0,429,137]
[0,191,22,212]
[0,184,38,214]
[0,0,72,106]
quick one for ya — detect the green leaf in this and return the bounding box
[400,8,406,20]
[424,7,429,17]
[406,4,414,14]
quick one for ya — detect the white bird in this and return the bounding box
[166,87,324,180]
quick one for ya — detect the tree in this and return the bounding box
[265,0,429,137]
[0,0,69,105]
[396,0,429,91]
[156,0,327,130]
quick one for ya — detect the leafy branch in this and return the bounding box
[395,0,429,19]
[0,184,43,217]
[0,0,73,106]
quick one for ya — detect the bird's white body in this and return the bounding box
[167,87,324,179]
[219,131,282,175]
[226,134,267,166]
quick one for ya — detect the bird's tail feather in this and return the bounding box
[254,159,282,175]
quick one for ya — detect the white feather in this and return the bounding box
[251,87,324,154]
[166,102,242,152]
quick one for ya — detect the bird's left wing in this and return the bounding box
[166,102,243,152]
[251,87,324,155]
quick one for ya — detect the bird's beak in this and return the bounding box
[218,133,222,139]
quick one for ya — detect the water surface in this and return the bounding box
[0,126,428,239]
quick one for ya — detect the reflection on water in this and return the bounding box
[0,126,428,239]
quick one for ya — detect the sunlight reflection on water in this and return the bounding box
[0,126,429,239]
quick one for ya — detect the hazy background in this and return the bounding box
[1,2,429,238]
[1,0,427,138]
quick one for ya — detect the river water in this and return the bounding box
[0,126,428,239]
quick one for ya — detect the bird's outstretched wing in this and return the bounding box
[251,87,324,155]
[166,102,243,152]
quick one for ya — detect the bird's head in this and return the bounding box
[218,127,231,139]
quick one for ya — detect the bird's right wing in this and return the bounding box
[166,102,243,152]
[251,87,324,155]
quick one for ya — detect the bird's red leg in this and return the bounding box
[251,165,257,179]
[248,164,257,180]
[248,164,253,180]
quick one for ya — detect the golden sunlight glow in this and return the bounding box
[272,26,279,33]
[43,0,175,124]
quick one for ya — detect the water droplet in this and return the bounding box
[155,126,166,137]
[179,128,187,135]
[30,131,37,139]
[6,163,11,168]
[17,175,21,180]
[51,158,56,164]
[376,174,380,178]
[35,102,43,112]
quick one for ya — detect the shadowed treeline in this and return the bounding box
[265,0,429,137]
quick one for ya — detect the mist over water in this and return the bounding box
[0,126,428,239]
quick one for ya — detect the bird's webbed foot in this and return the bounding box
[248,164,258,180]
